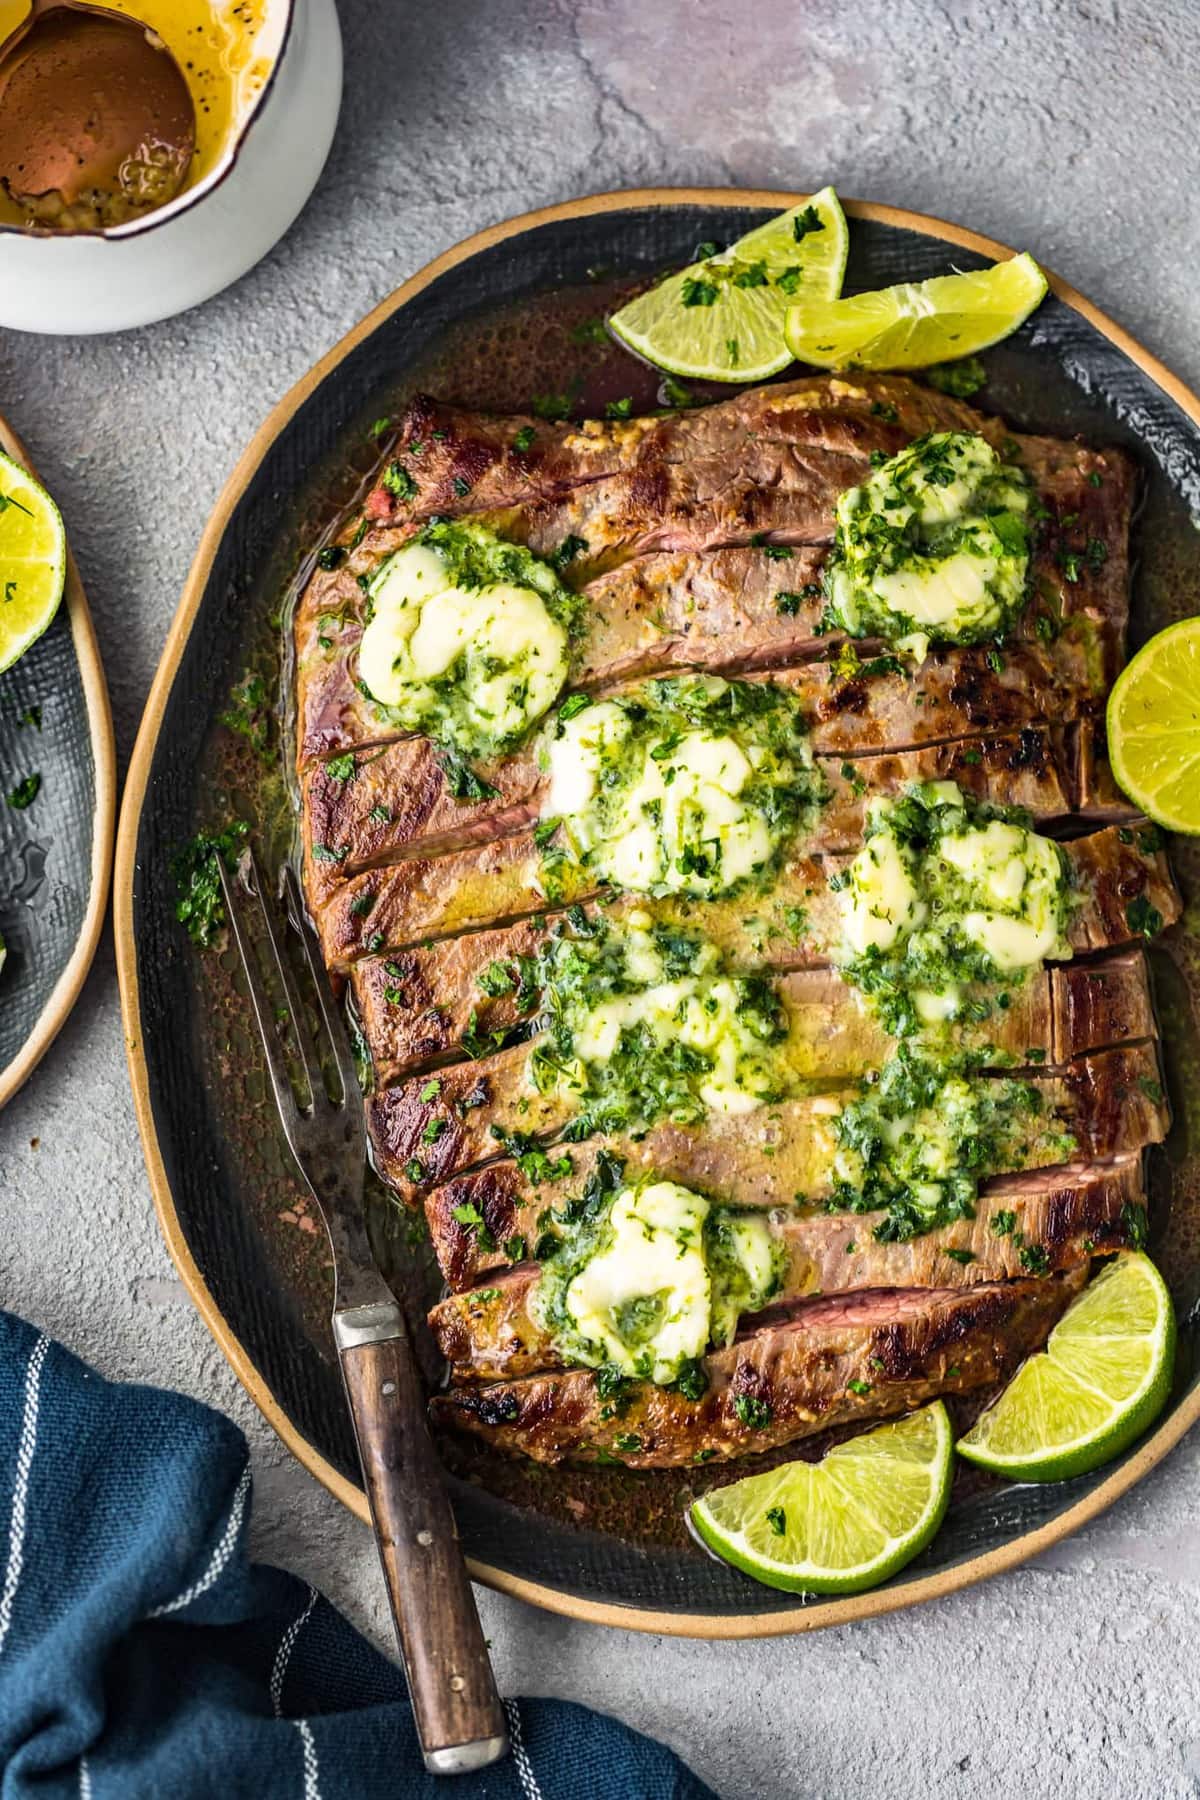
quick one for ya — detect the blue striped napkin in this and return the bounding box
[0,1310,714,1799]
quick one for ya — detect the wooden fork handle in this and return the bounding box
[335,1303,509,1775]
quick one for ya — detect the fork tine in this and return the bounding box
[218,852,308,1130]
[240,846,328,1111]
[283,865,360,1110]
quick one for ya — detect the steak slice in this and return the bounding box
[429,1271,1086,1467]
[365,950,1155,1171]
[301,667,1116,897]
[374,1039,1167,1208]
[430,1138,1145,1292]
[353,876,1154,1087]
[358,376,990,523]
[352,378,1130,585]
[317,818,1178,972]
[297,398,1133,767]
[428,1156,1145,1380]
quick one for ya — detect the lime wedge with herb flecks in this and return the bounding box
[608,188,848,384]
[690,1401,953,1594]
[784,251,1047,372]
[0,449,66,675]
[957,1252,1174,1482]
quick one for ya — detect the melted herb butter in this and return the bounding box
[531,1178,782,1385]
[541,675,820,901]
[530,914,790,1133]
[837,780,1073,1038]
[825,431,1032,655]
[830,1047,1076,1242]
[357,521,575,757]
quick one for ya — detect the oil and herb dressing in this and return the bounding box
[539,674,822,902]
[357,521,576,760]
[529,1174,783,1389]
[836,779,1074,1035]
[528,914,792,1134]
[826,779,1079,1244]
[824,431,1032,658]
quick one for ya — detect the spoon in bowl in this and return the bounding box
[0,0,195,231]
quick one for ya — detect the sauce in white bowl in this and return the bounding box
[0,0,341,333]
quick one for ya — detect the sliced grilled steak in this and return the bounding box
[373,1039,1167,1207]
[352,378,1130,582]
[430,1140,1145,1292]
[428,1156,1145,1380]
[358,377,992,523]
[355,895,1155,1085]
[364,948,1154,1158]
[297,393,1133,767]
[429,1271,1086,1467]
[301,675,1117,899]
[318,819,1178,972]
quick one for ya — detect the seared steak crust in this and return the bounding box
[430,1272,1086,1467]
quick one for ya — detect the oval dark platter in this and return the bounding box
[115,191,1200,1634]
[0,414,115,1109]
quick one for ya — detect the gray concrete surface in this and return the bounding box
[2,2,1200,1794]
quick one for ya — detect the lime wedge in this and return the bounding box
[783,251,1048,372]
[690,1402,952,1594]
[608,188,848,384]
[1106,619,1200,832]
[957,1253,1175,1482]
[0,450,66,675]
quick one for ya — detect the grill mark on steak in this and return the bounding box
[372,1038,1167,1209]
[428,1155,1145,1379]
[428,1271,1086,1466]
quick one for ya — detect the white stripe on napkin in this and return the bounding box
[0,1332,49,1656]
[506,1698,545,1800]
[294,1718,322,1799]
[147,1463,251,1618]
[271,1584,318,1717]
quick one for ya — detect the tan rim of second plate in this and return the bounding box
[0,413,116,1109]
[114,188,1200,1638]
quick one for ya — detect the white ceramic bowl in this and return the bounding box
[0,0,342,334]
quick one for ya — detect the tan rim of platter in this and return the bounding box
[0,414,116,1109]
[114,189,1200,1638]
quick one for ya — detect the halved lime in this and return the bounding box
[1106,619,1200,832]
[608,188,848,384]
[783,251,1048,372]
[957,1252,1175,1482]
[690,1401,952,1594]
[0,450,66,675]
